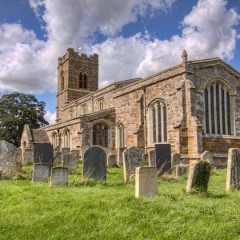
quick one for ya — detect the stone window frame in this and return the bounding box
[116,122,125,148]
[63,128,71,148]
[148,98,168,146]
[79,72,88,89]
[203,78,235,136]
[51,131,58,148]
[97,97,104,111]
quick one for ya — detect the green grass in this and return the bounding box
[1,164,240,240]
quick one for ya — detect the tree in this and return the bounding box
[0,92,49,147]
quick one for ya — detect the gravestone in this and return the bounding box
[175,165,188,177]
[171,153,181,167]
[33,143,53,166]
[148,150,156,167]
[0,140,22,179]
[123,146,144,183]
[107,155,116,167]
[201,151,214,166]
[50,167,68,186]
[226,148,240,191]
[83,146,107,180]
[22,148,34,165]
[155,144,171,174]
[32,163,49,183]
[135,167,158,198]
[117,147,126,165]
[186,161,211,193]
[142,153,148,165]
[53,150,62,165]
[62,151,79,174]
[62,148,70,155]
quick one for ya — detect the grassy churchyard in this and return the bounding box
[1,163,240,240]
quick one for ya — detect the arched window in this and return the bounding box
[204,80,233,135]
[52,132,58,148]
[149,100,167,144]
[61,71,64,91]
[117,123,125,147]
[79,72,88,89]
[93,123,109,147]
[63,128,70,148]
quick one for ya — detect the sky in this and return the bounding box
[0,0,240,124]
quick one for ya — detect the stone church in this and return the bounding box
[23,47,240,163]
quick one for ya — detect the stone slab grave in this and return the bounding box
[155,144,171,175]
[186,160,211,193]
[62,150,79,174]
[107,154,116,167]
[32,163,49,183]
[0,140,22,179]
[123,146,144,183]
[226,148,240,191]
[33,143,53,166]
[50,167,68,186]
[135,167,158,198]
[148,150,156,167]
[83,146,107,181]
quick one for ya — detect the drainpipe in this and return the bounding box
[143,87,147,153]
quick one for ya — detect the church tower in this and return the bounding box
[56,48,99,122]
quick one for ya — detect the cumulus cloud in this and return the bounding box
[0,0,239,95]
[44,110,56,124]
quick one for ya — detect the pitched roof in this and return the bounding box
[31,129,50,143]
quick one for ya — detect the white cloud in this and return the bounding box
[44,110,56,124]
[0,0,239,97]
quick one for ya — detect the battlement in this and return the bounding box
[58,48,98,66]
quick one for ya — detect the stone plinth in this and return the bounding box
[135,167,158,198]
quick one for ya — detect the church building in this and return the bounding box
[41,48,240,163]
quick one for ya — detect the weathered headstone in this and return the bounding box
[186,161,211,193]
[83,146,107,180]
[62,148,70,155]
[226,148,240,191]
[53,150,62,165]
[32,163,49,183]
[22,148,34,165]
[201,151,214,166]
[135,167,158,198]
[33,143,53,166]
[142,153,148,165]
[171,153,181,167]
[123,146,144,183]
[175,165,188,177]
[62,151,78,174]
[117,147,126,165]
[107,154,117,167]
[155,144,171,174]
[50,167,68,186]
[0,140,21,179]
[148,150,156,167]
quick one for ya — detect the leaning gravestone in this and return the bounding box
[32,163,49,183]
[186,160,211,193]
[50,167,68,186]
[83,146,107,180]
[33,143,53,166]
[155,144,171,175]
[123,146,144,183]
[135,167,158,198]
[0,140,21,179]
[226,148,240,191]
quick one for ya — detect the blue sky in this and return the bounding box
[0,0,240,124]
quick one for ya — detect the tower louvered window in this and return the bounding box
[79,72,88,89]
